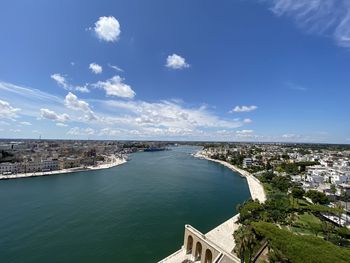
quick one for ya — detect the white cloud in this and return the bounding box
[166,54,190,69]
[51,73,91,93]
[0,100,20,119]
[64,92,97,121]
[56,123,68,127]
[40,108,70,122]
[51,73,68,89]
[282,133,301,139]
[104,100,244,131]
[20,121,31,126]
[108,63,124,72]
[243,118,252,124]
[265,0,350,48]
[0,81,255,140]
[89,63,103,74]
[75,85,90,93]
[84,127,95,135]
[67,127,95,136]
[94,75,135,98]
[231,105,258,113]
[94,16,121,42]
[67,127,80,136]
[236,129,254,134]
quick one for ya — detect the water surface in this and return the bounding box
[0,146,250,263]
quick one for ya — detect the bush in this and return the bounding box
[252,222,350,263]
[305,190,330,204]
[270,176,291,192]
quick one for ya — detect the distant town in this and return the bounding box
[0,139,169,179]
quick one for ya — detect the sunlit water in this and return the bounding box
[0,146,250,263]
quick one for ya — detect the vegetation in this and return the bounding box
[275,161,319,174]
[305,190,330,204]
[252,222,350,263]
[233,168,349,262]
[233,225,257,263]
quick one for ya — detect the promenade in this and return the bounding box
[194,151,266,203]
[0,157,127,180]
[159,151,267,263]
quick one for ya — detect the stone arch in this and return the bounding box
[205,249,213,263]
[195,242,202,261]
[186,235,193,254]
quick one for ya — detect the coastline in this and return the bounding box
[160,152,266,262]
[0,157,127,180]
[193,151,266,203]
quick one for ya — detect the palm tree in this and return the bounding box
[233,225,256,263]
[234,227,246,263]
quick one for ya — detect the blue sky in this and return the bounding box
[0,0,349,143]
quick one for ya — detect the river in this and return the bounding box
[0,146,250,263]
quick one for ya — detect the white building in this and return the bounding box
[242,158,252,168]
[0,162,15,174]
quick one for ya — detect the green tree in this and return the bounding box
[233,225,257,263]
[330,184,336,195]
[305,190,330,204]
[321,221,335,241]
[271,176,291,192]
[237,199,264,223]
[291,186,305,199]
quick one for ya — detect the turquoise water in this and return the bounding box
[0,146,250,263]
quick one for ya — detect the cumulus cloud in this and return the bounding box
[51,73,68,89]
[104,100,244,131]
[89,63,103,74]
[75,85,90,93]
[64,92,97,121]
[94,75,135,98]
[94,16,121,42]
[40,108,70,122]
[166,54,190,69]
[264,0,350,48]
[231,105,258,113]
[0,100,20,119]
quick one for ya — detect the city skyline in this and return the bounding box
[1,0,350,143]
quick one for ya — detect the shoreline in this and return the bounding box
[160,151,266,262]
[193,151,266,203]
[0,158,127,180]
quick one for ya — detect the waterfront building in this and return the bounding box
[242,158,252,168]
[0,162,16,174]
[41,159,59,172]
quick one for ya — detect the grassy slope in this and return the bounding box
[252,222,350,263]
